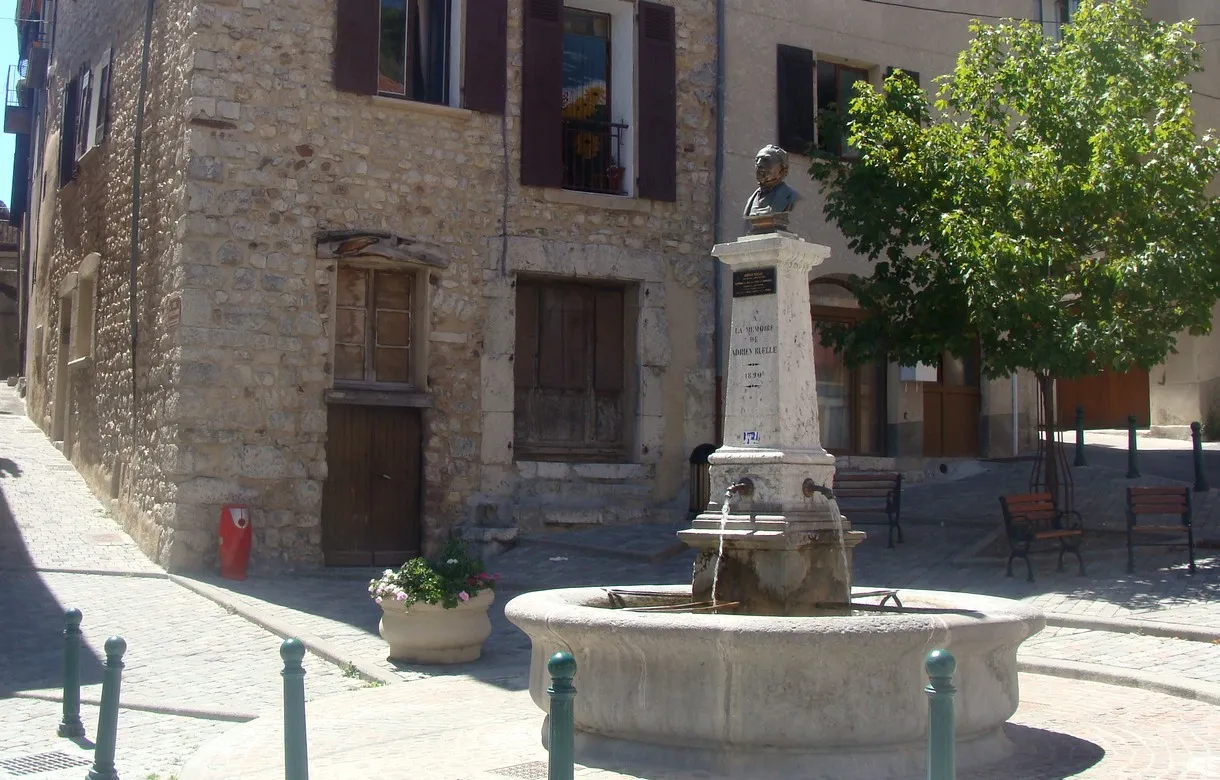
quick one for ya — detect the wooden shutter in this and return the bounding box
[59,77,79,187]
[75,66,92,159]
[593,288,624,392]
[97,49,113,141]
[636,1,676,202]
[515,282,539,387]
[537,285,588,390]
[777,45,814,154]
[885,66,921,87]
[334,0,380,95]
[463,0,507,114]
[520,0,563,187]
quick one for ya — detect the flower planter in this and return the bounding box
[377,590,495,664]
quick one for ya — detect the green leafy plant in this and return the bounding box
[368,540,498,609]
[809,0,1220,492]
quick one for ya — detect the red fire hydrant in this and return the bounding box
[218,504,252,581]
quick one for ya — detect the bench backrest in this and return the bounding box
[999,492,1058,532]
[833,472,902,504]
[1127,486,1191,525]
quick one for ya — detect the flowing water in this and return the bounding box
[710,493,732,606]
[829,498,850,579]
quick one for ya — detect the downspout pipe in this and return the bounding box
[130,0,156,422]
[712,0,726,445]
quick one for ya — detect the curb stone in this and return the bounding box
[1018,655,1220,707]
[168,574,399,687]
[1045,613,1220,643]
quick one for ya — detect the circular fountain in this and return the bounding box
[505,226,1046,779]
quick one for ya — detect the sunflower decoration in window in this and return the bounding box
[563,84,607,158]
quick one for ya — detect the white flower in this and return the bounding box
[383,569,394,577]
[446,558,458,564]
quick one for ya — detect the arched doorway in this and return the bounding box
[810,279,886,455]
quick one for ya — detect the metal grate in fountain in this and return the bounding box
[488,761,549,779]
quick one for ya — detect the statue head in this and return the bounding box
[754,145,790,190]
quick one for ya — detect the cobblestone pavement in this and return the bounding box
[0,391,365,779]
[178,671,1220,780]
[4,379,1220,777]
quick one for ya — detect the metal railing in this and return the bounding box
[562,119,628,195]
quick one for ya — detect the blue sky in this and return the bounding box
[0,1,19,209]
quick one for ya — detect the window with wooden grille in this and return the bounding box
[514,278,632,461]
[334,266,415,387]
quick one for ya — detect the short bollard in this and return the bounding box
[547,652,577,780]
[1191,422,1210,493]
[1126,414,1141,479]
[925,649,956,780]
[1073,406,1087,467]
[281,639,309,780]
[57,608,85,738]
[86,636,126,780]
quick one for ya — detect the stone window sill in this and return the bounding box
[325,387,432,408]
[543,187,650,214]
[371,96,473,122]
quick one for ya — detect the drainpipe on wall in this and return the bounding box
[129,0,156,424]
[711,0,726,445]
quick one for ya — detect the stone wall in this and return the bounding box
[24,0,196,565]
[165,0,717,569]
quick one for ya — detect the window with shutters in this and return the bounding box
[522,0,675,201]
[514,278,634,461]
[815,61,869,159]
[335,0,491,109]
[334,265,421,388]
[377,0,453,103]
[59,48,113,186]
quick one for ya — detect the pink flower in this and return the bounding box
[458,591,470,602]
[395,592,407,602]
[375,596,383,604]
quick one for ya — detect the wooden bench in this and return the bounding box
[1126,486,1196,574]
[998,493,1085,582]
[833,472,903,548]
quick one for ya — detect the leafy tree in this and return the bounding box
[809,0,1220,496]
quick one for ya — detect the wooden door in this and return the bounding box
[1056,368,1150,429]
[923,349,981,458]
[321,404,422,566]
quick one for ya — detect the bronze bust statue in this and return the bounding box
[743,144,802,234]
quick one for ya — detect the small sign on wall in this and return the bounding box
[163,294,181,327]
[743,431,760,445]
[899,363,938,383]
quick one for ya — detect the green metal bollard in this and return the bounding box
[57,608,85,738]
[1191,422,1210,493]
[280,639,310,780]
[1073,406,1087,467]
[86,636,126,780]
[1126,415,1141,479]
[925,649,956,780]
[547,652,577,780]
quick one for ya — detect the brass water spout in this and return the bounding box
[803,479,835,500]
[726,478,755,500]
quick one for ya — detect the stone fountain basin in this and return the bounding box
[506,585,1046,779]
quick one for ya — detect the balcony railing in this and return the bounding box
[4,66,31,136]
[562,119,628,196]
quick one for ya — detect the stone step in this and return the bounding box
[513,501,685,530]
[517,478,655,502]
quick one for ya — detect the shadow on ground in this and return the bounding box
[0,463,105,694]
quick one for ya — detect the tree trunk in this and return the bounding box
[1037,372,1059,506]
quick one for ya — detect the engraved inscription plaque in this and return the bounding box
[732,267,777,298]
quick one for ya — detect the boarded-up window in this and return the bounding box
[515,278,629,461]
[335,266,414,385]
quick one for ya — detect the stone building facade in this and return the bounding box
[16,0,717,571]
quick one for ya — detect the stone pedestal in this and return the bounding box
[679,233,864,615]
